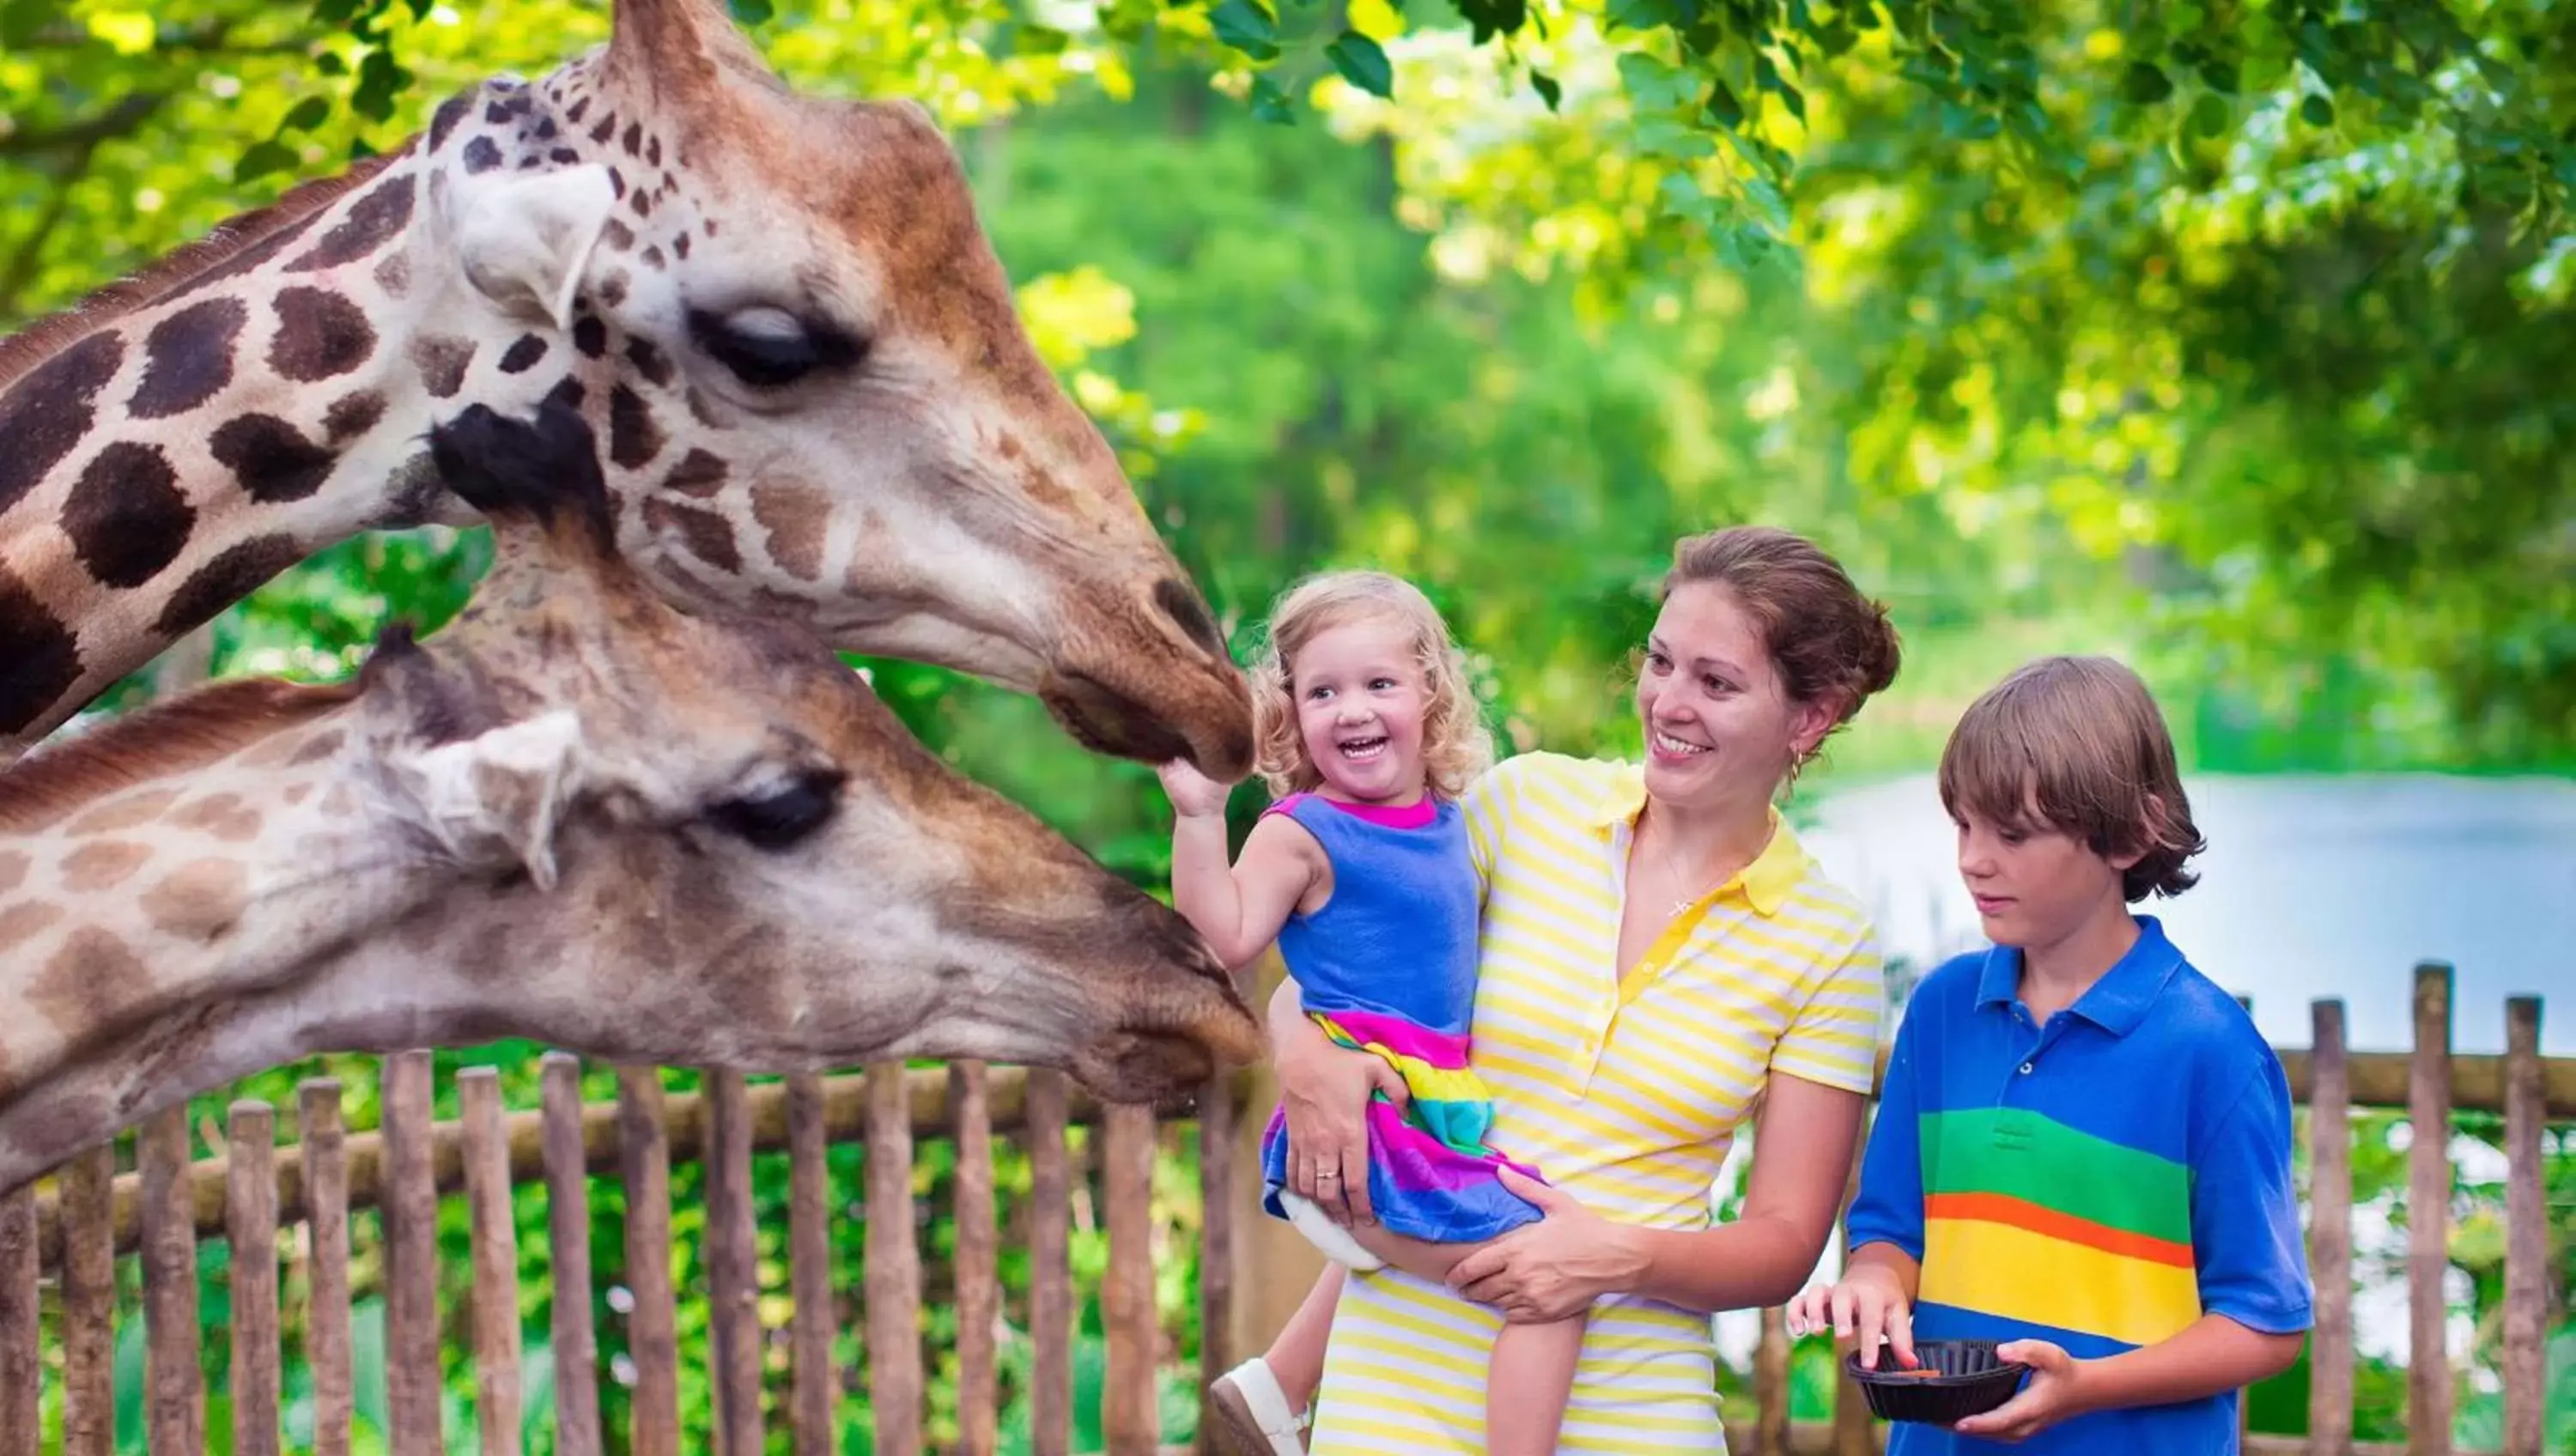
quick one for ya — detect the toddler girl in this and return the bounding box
[1157,571,1582,1456]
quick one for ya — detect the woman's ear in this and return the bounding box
[1787,695,1841,761]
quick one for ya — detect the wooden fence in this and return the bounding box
[2,960,2569,1454]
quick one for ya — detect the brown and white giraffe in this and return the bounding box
[0,0,1251,774]
[0,400,1261,1194]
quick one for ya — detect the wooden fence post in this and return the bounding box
[540,1056,603,1456]
[461,1068,526,1456]
[2500,996,2545,1456]
[1103,1104,1159,1455]
[61,1143,116,1456]
[2408,962,2454,1456]
[1027,1069,1073,1456]
[616,1065,682,1456]
[866,1060,924,1456]
[786,1073,839,1455]
[2307,1000,2354,1456]
[301,1080,354,1456]
[1198,1071,1237,1456]
[383,1051,444,1456]
[231,1102,283,1456]
[0,1180,33,1456]
[140,1104,204,1453]
[953,1062,1000,1456]
[705,1070,764,1455]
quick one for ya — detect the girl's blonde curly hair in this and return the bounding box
[1249,571,1495,801]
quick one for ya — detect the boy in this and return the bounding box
[1784,655,2311,1452]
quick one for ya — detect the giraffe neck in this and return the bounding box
[0,63,667,755]
[0,706,451,1183]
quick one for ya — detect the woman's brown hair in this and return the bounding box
[1937,654,2207,901]
[1663,526,1904,750]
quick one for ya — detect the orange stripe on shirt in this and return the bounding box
[1923,1190,2196,1269]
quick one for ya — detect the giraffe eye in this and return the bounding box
[688,306,864,389]
[707,767,845,850]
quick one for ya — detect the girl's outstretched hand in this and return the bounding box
[1157,759,1232,818]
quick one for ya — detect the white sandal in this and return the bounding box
[1208,1356,1310,1456]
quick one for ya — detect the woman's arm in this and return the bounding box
[1617,1072,1868,1311]
[1267,979,1407,1224]
[1449,1072,1866,1320]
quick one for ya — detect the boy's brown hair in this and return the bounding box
[1937,655,2207,901]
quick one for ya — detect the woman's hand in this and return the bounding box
[1444,1169,1643,1323]
[1272,1008,1406,1226]
[1783,1264,1917,1371]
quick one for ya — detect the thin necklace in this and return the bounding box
[1640,822,1728,919]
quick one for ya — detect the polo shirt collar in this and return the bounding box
[1973,914,2187,1036]
[1588,762,1808,918]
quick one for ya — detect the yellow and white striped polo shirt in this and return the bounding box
[1308,752,1886,1454]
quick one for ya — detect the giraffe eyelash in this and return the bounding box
[685,308,866,389]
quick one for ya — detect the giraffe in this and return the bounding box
[0,0,1252,777]
[0,400,1262,1195]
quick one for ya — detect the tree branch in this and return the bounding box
[0,91,170,159]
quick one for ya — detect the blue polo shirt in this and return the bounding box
[1844,916,2312,1454]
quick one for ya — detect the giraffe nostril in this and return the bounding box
[1151,579,1225,658]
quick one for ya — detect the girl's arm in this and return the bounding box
[1159,766,1322,968]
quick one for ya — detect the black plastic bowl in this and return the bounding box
[1844,1339,2027,1425]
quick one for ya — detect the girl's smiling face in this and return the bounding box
[1633,583,1834,814]
[1291,616,1431,806]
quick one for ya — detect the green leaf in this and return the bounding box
[1326,32,1394,98]
[235,139,299,183]
[1014,23,1072,54]
[1451,0,1526,45]
[729,0,775,20]
[2190,89,2230,136]
[2121,60,2174,105]
[1702,77,1746,128]
[1531,70,1562,111]
[1247,72,1295,124]
[1617,52,1696,113]
[2300,93,2335,127]
[1208,0,1279,60]
[276,95,332,135]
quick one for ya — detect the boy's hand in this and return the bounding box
[1157,760,1232,819]
[1783,1266,1917,1371]
[1950,1340,2088,1442]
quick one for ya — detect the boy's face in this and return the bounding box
[1953,803,2140,949]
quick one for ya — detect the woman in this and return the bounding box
[1264,525,1905,1453]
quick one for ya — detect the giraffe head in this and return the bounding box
[0,402,1261,1154]
[410,0,1252,774]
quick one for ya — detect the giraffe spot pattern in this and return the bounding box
[643,497,740,573]
[289,728,345,765]
[28,926,152,1040]
[168,792,262,842]
[603,219,636,252]
[544,377,586,414]
[0,563,82,735]
[662,448,726,498]
[127,297,245,420]
[141,858,250,942]
[606,169,627,200]
[673,232,690,259]
[550,148,581,166]
[411,334,476,398]
[641,245,665,270]
[284,173,416,273]
[374,251,410,300]
[596,273,629,308]
[498,336,549,373]
[211,414,335,503]
[283,783,313,805]
[167,208,330,306]
[63,441,192,588]
[626,337,674,388]
[322,783,358,818]
[59,840,151,894]
[324,391,388,443]
[622,122,641,156]
[462,136,504,174]
[647,135,663,167]
[589,115,617,145]
[0,851,26,894]
[566,96,590,124]
[608,385,663,468]
[429,92,473,150]
[0,901,63,955]
[0,330,125,514]
[66,787,181,836]
[154,535,302,637]
[629,190,653,219]
[751,482,829,583]
[574,316,608,359]
[268,287,375,382]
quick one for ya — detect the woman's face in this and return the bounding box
[1633,583,1835,815]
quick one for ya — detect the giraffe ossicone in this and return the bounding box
[0,0,1252,779]
[0,400,1262,1196]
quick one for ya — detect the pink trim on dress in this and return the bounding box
[1260,792,1438,828]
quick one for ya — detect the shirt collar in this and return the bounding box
[1589,762,1809,919]
[1973,914,2187,1036]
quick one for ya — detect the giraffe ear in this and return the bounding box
[383,710,589,892]
[447,164,618,331]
